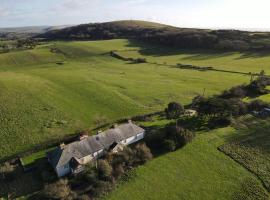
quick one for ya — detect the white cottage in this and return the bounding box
[47,121,145,177]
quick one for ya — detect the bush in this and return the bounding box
[165,102,184,119]
[133,143,153,164]
[43,179,72,200]
[220,85,247,99]
[247,100,270,112]
[113,164,125,178]
[91,180,114,198]
[98,160,112,179]
[163,139,176,151]
[84,167,98,185]
[175,127,195,147]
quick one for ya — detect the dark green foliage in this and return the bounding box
[165,102,184,119]
[247,99,270,112]
[42,179,72,200]
[220,85,247,99]
[163,139,176,152]
[38,20,270,51]
[165,126,195,148]
[98,160,113,179]
[194,97,247,117]
[133,143,153,164]
[91,180,114,198]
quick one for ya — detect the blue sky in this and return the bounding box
[1,0,270,29]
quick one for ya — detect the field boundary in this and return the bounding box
[218,146,270,194]
[0,110,163,164]
[110,50,261,77]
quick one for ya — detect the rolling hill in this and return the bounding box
[38,20,270,51]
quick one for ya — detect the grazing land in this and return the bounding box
[220,116,270,192]
[117,48,270,74]
[0,39,252,160]
[105,126,269,200]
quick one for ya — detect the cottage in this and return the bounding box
[47,121,145,177]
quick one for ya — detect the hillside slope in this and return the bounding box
[38,20,270,51]
[0,39,250,161]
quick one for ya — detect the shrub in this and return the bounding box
[113,164,125,178]
[175,127,195,147]
[165,102,184,119]
[98,160,112,179]
[0,162,15,181]
[43,179,72,200]
[133,143,153,164]
[84,167,98,185]
[77,195,91,200]
[92,180,114,198]
[220,85,247,99]
[247,100,270,112]
[163,139,176,151]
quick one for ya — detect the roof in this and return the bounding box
[47,121,144,168]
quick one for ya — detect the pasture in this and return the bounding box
[117,48,270,74]
[0,39,253,160]
[105,127,269,200]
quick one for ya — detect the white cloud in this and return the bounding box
[0,6,10,17]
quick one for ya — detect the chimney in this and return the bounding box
[60,143,65,149]
[128,119,132,123]
[113,124,118,129]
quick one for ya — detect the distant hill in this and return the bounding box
[38,20,270,51]
[0,25,72,39]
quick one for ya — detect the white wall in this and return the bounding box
[121,131,145,145]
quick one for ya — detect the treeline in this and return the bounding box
[38,21,270,51]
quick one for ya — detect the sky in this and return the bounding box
[0,0,270,29]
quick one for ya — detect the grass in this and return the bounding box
[21,147,55,166]
[117,48,270,74]
[105,126,269,200]
[220,116,270,193]
[0,39,251,160]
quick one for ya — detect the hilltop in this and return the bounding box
[38,20,270,51]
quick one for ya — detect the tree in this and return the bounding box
[165,102,184,119]
[133,143,153,164]
[43,179,72,200]
[113,164,125,178]
[247,99,269,112]
[163,139,176,151]
[98,160,112,179]
[174,126,195,147]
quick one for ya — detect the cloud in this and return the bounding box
[0,7,10,17]
[61,0,101,10]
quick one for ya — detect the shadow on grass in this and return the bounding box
[122,39,270,60]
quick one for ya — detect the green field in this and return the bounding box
[117,48,270,74]
[220,116,270,192]
[105,127,269,200]
[0,39,252,160]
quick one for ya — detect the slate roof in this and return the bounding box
[47,122,145,168]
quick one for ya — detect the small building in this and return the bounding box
[47,121,145,177]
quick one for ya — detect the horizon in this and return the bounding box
[1,0,270,29]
